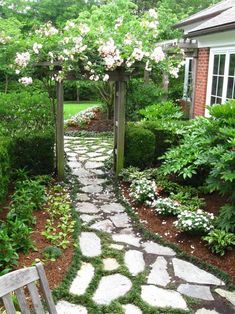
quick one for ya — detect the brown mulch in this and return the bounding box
[121,182,235,282]
[65,108,114,133]
[17,209,74,290]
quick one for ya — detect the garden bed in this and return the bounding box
[120,181,235,281]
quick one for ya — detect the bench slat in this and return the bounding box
[2,294,16,314]
[27,282,44,314]
[15,287,30,314]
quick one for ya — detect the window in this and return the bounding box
[183,58,193,101]
[207,48,235,107]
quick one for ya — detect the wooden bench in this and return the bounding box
[0,263,57,314]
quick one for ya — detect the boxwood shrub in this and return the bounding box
[125,124,155,168]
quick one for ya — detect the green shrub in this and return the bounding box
[0,137,11,203]
[42,246,62,261]
[125,124,155,168]
[203,229,235,256]
[0,227,19,270]
[139,101,183,121]
[11,130,55,175]
[216,204,235,233]
[0,91,55,176]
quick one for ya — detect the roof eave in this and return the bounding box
[173,9,230,29]
[186,22,235,37]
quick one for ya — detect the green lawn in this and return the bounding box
[64,101,102,120]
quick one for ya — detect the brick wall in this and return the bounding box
[193,48,210,117]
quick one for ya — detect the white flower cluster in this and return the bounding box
[15,52,30,68]
[174,209,215,234]
[65,107,98,127]
[114,16,123,30]
[32,43,43,54]
[98,38,123,70]
[35,22,59,37]
[130,178,157,205]
[153,197,181,216]
[18,76,33,86]
[0,32,11,44]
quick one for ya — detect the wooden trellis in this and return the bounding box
[38,63,129,180]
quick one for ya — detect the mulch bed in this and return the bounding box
[120,182,235,282]
[65,108,113,133]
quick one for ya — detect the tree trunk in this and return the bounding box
[76,87,80,103]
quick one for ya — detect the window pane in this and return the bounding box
[218,76,224,96]
[213,55,219,74]
[216,97,222,104]
[227,77,234,98]
[219,54,225,75]
[189,59,192,72]
[211,76,217,95]
[229,54,235,76]
[211,96,216,104]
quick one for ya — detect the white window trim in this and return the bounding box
[206,46,235,117]
[183,57,193,101]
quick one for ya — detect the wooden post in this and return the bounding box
[114,80,126,176]
[190,57,198,119]
[56,81,64,180]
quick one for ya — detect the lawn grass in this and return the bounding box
[64,101,102,120]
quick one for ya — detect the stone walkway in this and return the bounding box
[56,136,235,314]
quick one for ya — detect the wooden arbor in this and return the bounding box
[53,66,129,180]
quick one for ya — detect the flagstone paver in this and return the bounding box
[177,284,214,301]
[125,250,145,276]
[79,232,101,257]
[62,136,233,314]
[141,285,188,310]
[92,274,132,305]
[70,262,95,296]
[122,304,143,314]
[172,258,224,285]
[147,256,171,287]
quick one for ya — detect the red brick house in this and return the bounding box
[175,0,235,117]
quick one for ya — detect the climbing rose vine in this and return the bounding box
[13,0,184,85]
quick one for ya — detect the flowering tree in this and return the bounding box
[13,0,184,86]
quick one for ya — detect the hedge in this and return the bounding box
[125,124,155,168]
[0,137,11,203]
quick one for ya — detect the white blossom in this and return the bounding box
[103,74,109,81]
[19,77,33,86]
[151,46,165,63]
[131,48,145,61]
[32,43,42,54]
[15,52,30,68]
[114,16,123,30]
[148,8,158,19]
[79,23,90,35]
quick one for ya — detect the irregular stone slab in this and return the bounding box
[90,219,114,233]
[122,304,143,314]
[86,152,102,158]
[79,178,106,186]
[172,258,224,286]
[66,152,77,157]
[215,288,235,306]
[177,284,214,301]
[110,244,124,250]
[143,241,176,256]
[76,193,90,202]
[80,214,101,224]
[92,156,109,162]
[101,203,125,214]
[141,285,188,310]
[112,234,141,247]
[76,202,99,214]
[56,301,87,314]
[147,257,170,287]
[91,169,105,176]
[195,309,220,314]
[125,250,145,276]
[81,185,103,194]
[68,161,81,168]
[103,258,120,271]
[119,228,134,235]
[96,148,106,153]
[92,274,132,305]
[95,193,115,201]
[80,232,101,258]
[85,161,104,169]
[70,262,94,296]
[72,168,92,177]
[110,213,130,228]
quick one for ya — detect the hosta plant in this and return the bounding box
[174,209,215,234]
[153,197,181,215]
[203,229,235,256]
[130,178,157,205]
